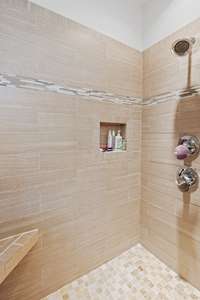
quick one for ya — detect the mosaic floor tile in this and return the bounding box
[42,244,200,300]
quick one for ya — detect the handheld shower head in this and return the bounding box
[172,37,196,57]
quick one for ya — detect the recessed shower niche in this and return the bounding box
[99,122,127,152]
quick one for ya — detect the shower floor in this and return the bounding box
[43,244,200,300]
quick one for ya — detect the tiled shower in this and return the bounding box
[0,1,200,299]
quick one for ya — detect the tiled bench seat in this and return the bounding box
[0,229,39,285]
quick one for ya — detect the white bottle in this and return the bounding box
[112,130,116,149]
[115,130,122,150]
[107,129,113,150]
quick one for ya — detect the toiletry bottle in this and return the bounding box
[107,129,113,151]
[112,130,116,149]
[122,139,127,151]
[115,130,122,150]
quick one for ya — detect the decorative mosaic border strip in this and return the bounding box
[0,73,142,105]
[1,73,200,106]
[144,86,200,106]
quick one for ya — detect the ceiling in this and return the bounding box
[30,0,200,51]
[137,0,149,4]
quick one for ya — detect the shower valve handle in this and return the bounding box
[176,167,198,192]
[175,135,200,160]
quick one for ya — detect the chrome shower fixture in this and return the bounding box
[176,167,199,192]
[175,135,200,160]
[172,37,196,56]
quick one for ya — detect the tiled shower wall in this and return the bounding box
[0,1,142,299]
[1,0,200,299]
[142,18,200,290]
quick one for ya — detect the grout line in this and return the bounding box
[0,229,38,258]
[0,235,22,258]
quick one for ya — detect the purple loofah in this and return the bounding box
[175,144,189,160]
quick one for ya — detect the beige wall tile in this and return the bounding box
[142,20,200,290]
[0,2,142,298]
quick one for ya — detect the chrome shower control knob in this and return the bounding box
[176,167,199,192]
[175,135,200,160]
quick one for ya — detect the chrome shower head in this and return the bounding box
[172,37,196,57]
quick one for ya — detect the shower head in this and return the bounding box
[172,37,196,57]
